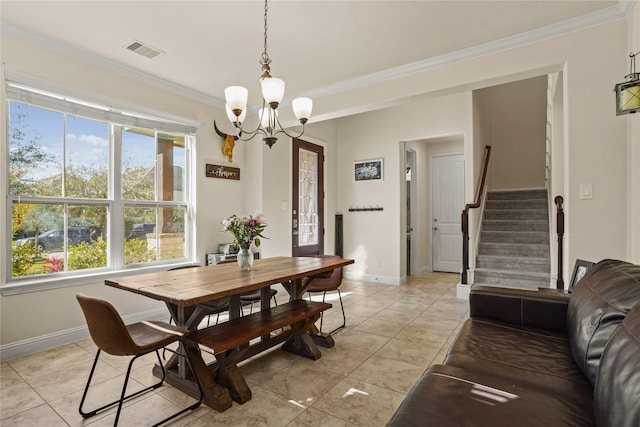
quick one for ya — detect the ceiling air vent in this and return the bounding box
[125,40,163,59]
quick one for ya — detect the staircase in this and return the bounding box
[474,189,551,290]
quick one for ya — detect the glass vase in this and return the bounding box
[237,247,253,271]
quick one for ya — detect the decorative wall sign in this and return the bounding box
[206,163,240,180]
[354,158,383,181]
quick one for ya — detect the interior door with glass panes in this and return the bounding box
[292,138,324,256]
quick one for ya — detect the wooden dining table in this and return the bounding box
[105,256,354,411]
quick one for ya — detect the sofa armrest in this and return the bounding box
[470,286,570,333]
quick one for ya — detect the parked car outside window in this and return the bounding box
[15,227,93,252]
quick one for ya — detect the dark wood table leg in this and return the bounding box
[309,322,335,348]
[215,351,252,404]
[154,303,233,412]
[184,345,233,411]
[282,316,323,360]
[283,278,336,349]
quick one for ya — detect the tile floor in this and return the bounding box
[1,272,469,426]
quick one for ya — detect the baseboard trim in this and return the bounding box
[344,271,403,285]
[0,307,168,362]
[415,265,433,276]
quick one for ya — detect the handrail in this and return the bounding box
[555,196,564,289]
[461,145,492,284]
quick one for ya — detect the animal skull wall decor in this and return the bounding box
[214,121,238,163]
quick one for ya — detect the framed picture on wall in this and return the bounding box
[354,158,383,181]
[569,259,595,291]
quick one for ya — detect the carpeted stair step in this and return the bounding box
[483,219,549,232]
[480,231,549,244]
[485,199,548,210]
[487,189,548,201]
[474,268,550,290]
[475,188,551,290]
[484,209,547,221]
[479,242,549,258]
[476,255,550,273]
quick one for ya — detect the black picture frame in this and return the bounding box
[354,159,383,181]
[569,259,595,291]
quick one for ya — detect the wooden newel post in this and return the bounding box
[461,209,469,285]
[555,195,564,289]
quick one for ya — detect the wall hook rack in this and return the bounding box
[348,205,383,212]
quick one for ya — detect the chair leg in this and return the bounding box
[79,349,164,422]
[319,291,327,333]
[314,289,346,335]
[328,289,347,335]
[151,347,203,427]
[79,347,202,427]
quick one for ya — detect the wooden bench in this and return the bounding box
[184,299,331,403]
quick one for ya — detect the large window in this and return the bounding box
[6,83,195,284]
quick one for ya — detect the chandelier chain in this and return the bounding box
[262,0,270,65]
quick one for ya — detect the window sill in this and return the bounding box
[1,262,197,296]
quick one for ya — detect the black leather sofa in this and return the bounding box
[388,259,640,427]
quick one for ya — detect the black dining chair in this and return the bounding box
[306,255,346,334]
[76,294,202,427]
[215,259,279,314]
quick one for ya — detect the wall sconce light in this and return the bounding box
[614,51,640,115]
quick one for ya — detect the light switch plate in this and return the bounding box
[580,183,593,200]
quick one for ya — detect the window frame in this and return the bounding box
[3,82,197,295]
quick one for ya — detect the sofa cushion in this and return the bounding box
[388,365,595,427]
[567,259,640,384]
[446,318,586,383]
[430,364,594,424]
[594,302,640,427]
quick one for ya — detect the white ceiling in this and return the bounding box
[0,0,627,112]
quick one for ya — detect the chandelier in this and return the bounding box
[216,0,312,148]
[614,51,640,115]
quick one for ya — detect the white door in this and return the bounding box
[432,154,465,272]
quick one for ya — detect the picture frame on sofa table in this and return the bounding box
[569,259,595,291]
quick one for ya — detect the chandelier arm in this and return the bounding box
[235,127,267,142]
[272,113,305,139]
[230,98,272,141]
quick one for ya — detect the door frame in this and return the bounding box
[291,138,325,256]
[405,148,418,276]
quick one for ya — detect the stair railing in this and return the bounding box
[461,145,492,285]
[555,195,564,289]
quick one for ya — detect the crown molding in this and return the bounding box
[303,1,632,100]
[1,21,224,109]
[1,1,631,106]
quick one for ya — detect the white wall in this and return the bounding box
[258,120,339,258]
[474,76,548,190]
[0,35,239,346]
[0,7,637,355]
[336,92,473,283]
[334,18,631,285]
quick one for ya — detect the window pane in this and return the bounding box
[67,205,108,271]
[9,102,63,197]
[158,132,186,202]
[122,127,156,200]
[11,202,109,276]
[65,116,109,198]
[124,206,158,264]
[298,148,318,246]
[158,206,185,260]
[12,202,63,277]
